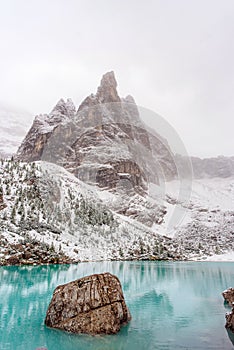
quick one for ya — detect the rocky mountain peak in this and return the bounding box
[50,98,76,118]
[17,72,177,189]
[123,95,136,104]
[77,71,121,112]
[16,97,76,162]
[96,71,121,103]
[99,71,117,88]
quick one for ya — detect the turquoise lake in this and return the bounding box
[0,261,234,350]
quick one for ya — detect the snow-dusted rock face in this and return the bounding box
[17,72,176,195]
[17,98,76,162]
[174,155,234,179]
[191,156,234,178]
[77,71,121,112]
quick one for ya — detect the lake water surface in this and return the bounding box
[0,261,234,350]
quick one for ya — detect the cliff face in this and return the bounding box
[17,72,177,193]
[17,98,76,162]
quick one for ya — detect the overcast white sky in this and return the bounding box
[0,0,233,157]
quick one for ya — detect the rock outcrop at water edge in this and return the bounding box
[225,306,234,333]
[223,288,234,336]
[222,287,234,307]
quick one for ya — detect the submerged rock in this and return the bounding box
[222,288,234,307]
[45,272,131,335]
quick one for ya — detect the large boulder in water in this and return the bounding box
[223,288,234,307]
[45,272,131,335]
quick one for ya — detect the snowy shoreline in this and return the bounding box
[1,255,234,267]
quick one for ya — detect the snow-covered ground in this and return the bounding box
[205,251,234,261]
[148,177,234,240]
[190,177,234,211]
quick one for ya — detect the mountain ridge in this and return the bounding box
[0,71,233,264]
[16,72,178,193]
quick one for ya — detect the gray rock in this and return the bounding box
[45,272,131,335]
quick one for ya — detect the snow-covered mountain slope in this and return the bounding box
[190,177,234,210]
[0,159,233,264]
[161,177,234,260]
[0,106,32,157]
[0,159,186,264]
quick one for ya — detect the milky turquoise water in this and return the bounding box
[0,261,234,350]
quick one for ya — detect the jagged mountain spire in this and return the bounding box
[78,71,121,112]
[96,71,121,103]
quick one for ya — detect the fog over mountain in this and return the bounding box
[1,0,233,158]
[1,71,232,180]
[0,105,32,158]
